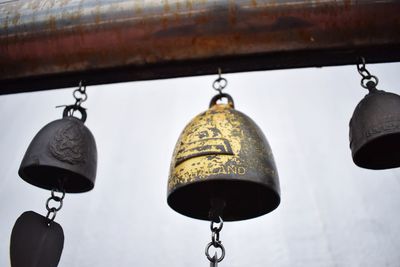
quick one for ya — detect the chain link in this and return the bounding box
[73,80,88,107]
[45,189,65,226]
[57,80,88,119]
[205,216,225,263]
[212,68,228,95]
[46,208,57,225]
[210,217,223,233]
[357,57,379,90]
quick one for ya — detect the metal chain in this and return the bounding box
[65,80,87,117]
[73,80,88,107]
[56,80,88,119]
[212,68,228,96]
[45,189,65,226]
[357,57,379,91]
[205,216,225,266]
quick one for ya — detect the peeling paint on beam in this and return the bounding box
[1,0,400,93]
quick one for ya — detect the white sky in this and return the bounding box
[1,63,400,266]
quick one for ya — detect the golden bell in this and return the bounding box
[167,93,280,221]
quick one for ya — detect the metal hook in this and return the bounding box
[77,80,87,93]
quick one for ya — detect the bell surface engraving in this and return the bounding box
[49,121,86,165]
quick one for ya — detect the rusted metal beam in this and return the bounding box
[1,0,400,94]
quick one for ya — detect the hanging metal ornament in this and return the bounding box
[167,69,280,266]
[350,58,400,169]
[10,194,65,267]
[10,81,97,267]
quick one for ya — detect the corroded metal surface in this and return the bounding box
[167,95,280,221]
[1,0,400,93]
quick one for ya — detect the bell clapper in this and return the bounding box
[205,216,225,266]
[208,197,226,221]
[357,57,379,92]
[45,189,65,226]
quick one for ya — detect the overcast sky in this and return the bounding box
[1,63,400,267]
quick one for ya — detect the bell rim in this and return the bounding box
[352,131,400,170]
[167,178,281,222]
[18,164,95,193]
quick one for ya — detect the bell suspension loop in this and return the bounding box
[209,68,235,108]
[57,80,88,122]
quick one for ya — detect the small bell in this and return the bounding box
[350,58,400,169]
[19,104,97,193]
[167,93,280,221]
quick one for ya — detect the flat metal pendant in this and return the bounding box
[10,211,64,267]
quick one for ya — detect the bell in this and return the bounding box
[167,93,280,221]
[350,88,400,169]
[19,105,97,193]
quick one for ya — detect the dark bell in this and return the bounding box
[19,106,97,193]
[350,89,400,169]
[167,94,280,221]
